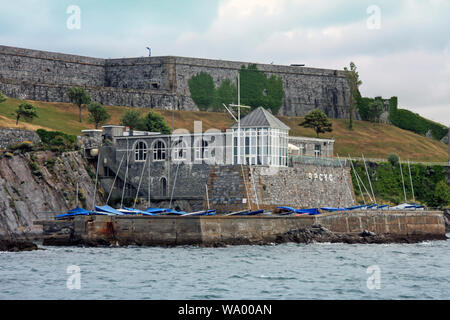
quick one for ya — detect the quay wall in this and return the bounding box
[36,210,446,246]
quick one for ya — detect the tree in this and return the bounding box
[299,109,333,137]
[88,103,110,129]
[344,62,362,130]
[0,90,6,104]
[188,72,216,110]
[15,102,38,125]
[429,180,450,209]
[137,111,172,134]
[67,87,91,123]
[120,109,142,135]
[215,79,237,111]
[240,64,284,114]
[367,99,384,123]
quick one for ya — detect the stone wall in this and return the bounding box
[248,163,355,209]
[0,128,41,149]
[173,56,352,118]
[0,45,352,118]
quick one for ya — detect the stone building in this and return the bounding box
[89,108,353,213]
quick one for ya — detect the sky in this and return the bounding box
[1,0,449,126]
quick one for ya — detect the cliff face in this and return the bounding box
[0,150,102,240]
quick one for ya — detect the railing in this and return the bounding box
[289,155,347,168]
[346,157,449,166]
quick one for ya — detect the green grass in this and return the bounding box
[0,98,448,162]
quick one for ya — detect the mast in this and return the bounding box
[92,149,101,211]
[348,155,366,204]
[106,153,125,205]
[408,160,415,203]
[399,157,407,203]
[120,139,130,209]
[134,153,149,208]
[362,154,376,203]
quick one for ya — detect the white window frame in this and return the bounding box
[134,140,148,162]
[152,139,167,161]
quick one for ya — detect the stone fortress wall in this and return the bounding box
[0,45,352,118]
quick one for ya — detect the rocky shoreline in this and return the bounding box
[274,224,448,245]
[0,239,39,252]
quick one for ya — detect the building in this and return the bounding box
[85,107,350,213]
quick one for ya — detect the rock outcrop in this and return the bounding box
[275,224,447,244]
[0,150,103,240]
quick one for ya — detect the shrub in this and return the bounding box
[387,153,399,166]
[36,129,77,152]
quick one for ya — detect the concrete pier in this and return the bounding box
[35,210,447,247]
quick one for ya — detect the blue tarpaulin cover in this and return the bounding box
[55,206,91,219]
[295,208,321,215]
[95,205,125,215]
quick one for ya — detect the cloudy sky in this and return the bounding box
[1,0,449,125]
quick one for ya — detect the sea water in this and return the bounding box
[1,237,449,300]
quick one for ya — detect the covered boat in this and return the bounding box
[295,208,321,215]
[55,206,92,219]
[95,205,125,215]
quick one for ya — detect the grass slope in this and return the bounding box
[0,98,447,162]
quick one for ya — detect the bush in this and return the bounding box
[389,99,448,140]
[350,161,447,206]
[428,180,450,209]
[387,153,399,166]
[36,129,76,152]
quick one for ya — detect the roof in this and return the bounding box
[231,107,290,130]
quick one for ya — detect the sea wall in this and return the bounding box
[36,210,447,246]
[0,45,352,117]
[0,150,102,240]
[0,128,41,149]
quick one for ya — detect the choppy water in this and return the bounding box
[1,237,449,300]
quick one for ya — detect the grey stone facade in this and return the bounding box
[0,45,352,118]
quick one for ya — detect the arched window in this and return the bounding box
[134,141,148,162]
[172,140,187,161]
[195,139,209,160]
[160,177,167,197]
[152,140,167,161]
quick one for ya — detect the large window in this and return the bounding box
[152,140,167,161]
[134,141,148,162]
[232,127,288,166]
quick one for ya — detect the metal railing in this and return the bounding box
[346,157,448,166]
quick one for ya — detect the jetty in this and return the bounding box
[35,210,447,247]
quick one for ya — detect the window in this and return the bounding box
[195,139,209,160]
[152,140,166,161]
[134,141,148,162]
[314,144,321,158]
[160,177,167,197]
[172,140,187,161]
